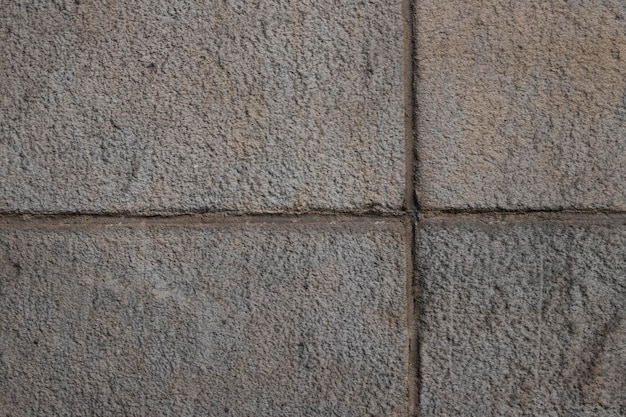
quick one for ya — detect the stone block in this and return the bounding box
[416,0,626,210]
[0,0,404,214]
[417,218,626,416]
[0,219,409,416]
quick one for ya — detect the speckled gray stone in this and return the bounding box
[0,0,403,214]
[0,220,409,416]
[418,218,626,417]
[416,0,626,210]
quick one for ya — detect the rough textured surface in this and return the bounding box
[0,0,403,214]
[416,0,626,210]
[0,220,408,416]
[418,218,626,417]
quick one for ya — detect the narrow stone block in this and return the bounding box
[0,220,409,416]
[418,219,626,416]
[416,0,626,210]
[0,1,404,213]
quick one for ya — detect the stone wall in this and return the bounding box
[1,1,624,416]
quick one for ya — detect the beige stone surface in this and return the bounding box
[416,0,626,210]
[0,0,404,214]
[0,219,409,416]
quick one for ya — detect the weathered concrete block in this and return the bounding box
[0,220,409,416]
[416,0,626,210]
[418,218,626,416]
[0,1,404,214]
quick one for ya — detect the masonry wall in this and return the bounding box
[0,1,624,416]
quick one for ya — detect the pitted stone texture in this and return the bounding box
[0,221,408,416]
[0,1,403,214]
[418,219,626,417]
[416,0,626,210]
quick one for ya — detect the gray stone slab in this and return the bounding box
[418,219,626,417]
[416,0,626,210]
[0,220,409,416]
[0,1,404,214]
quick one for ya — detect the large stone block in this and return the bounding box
[416,0,626,210]
[418,217,626,416]
[0,1,404,214]
[0,219,409,416]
